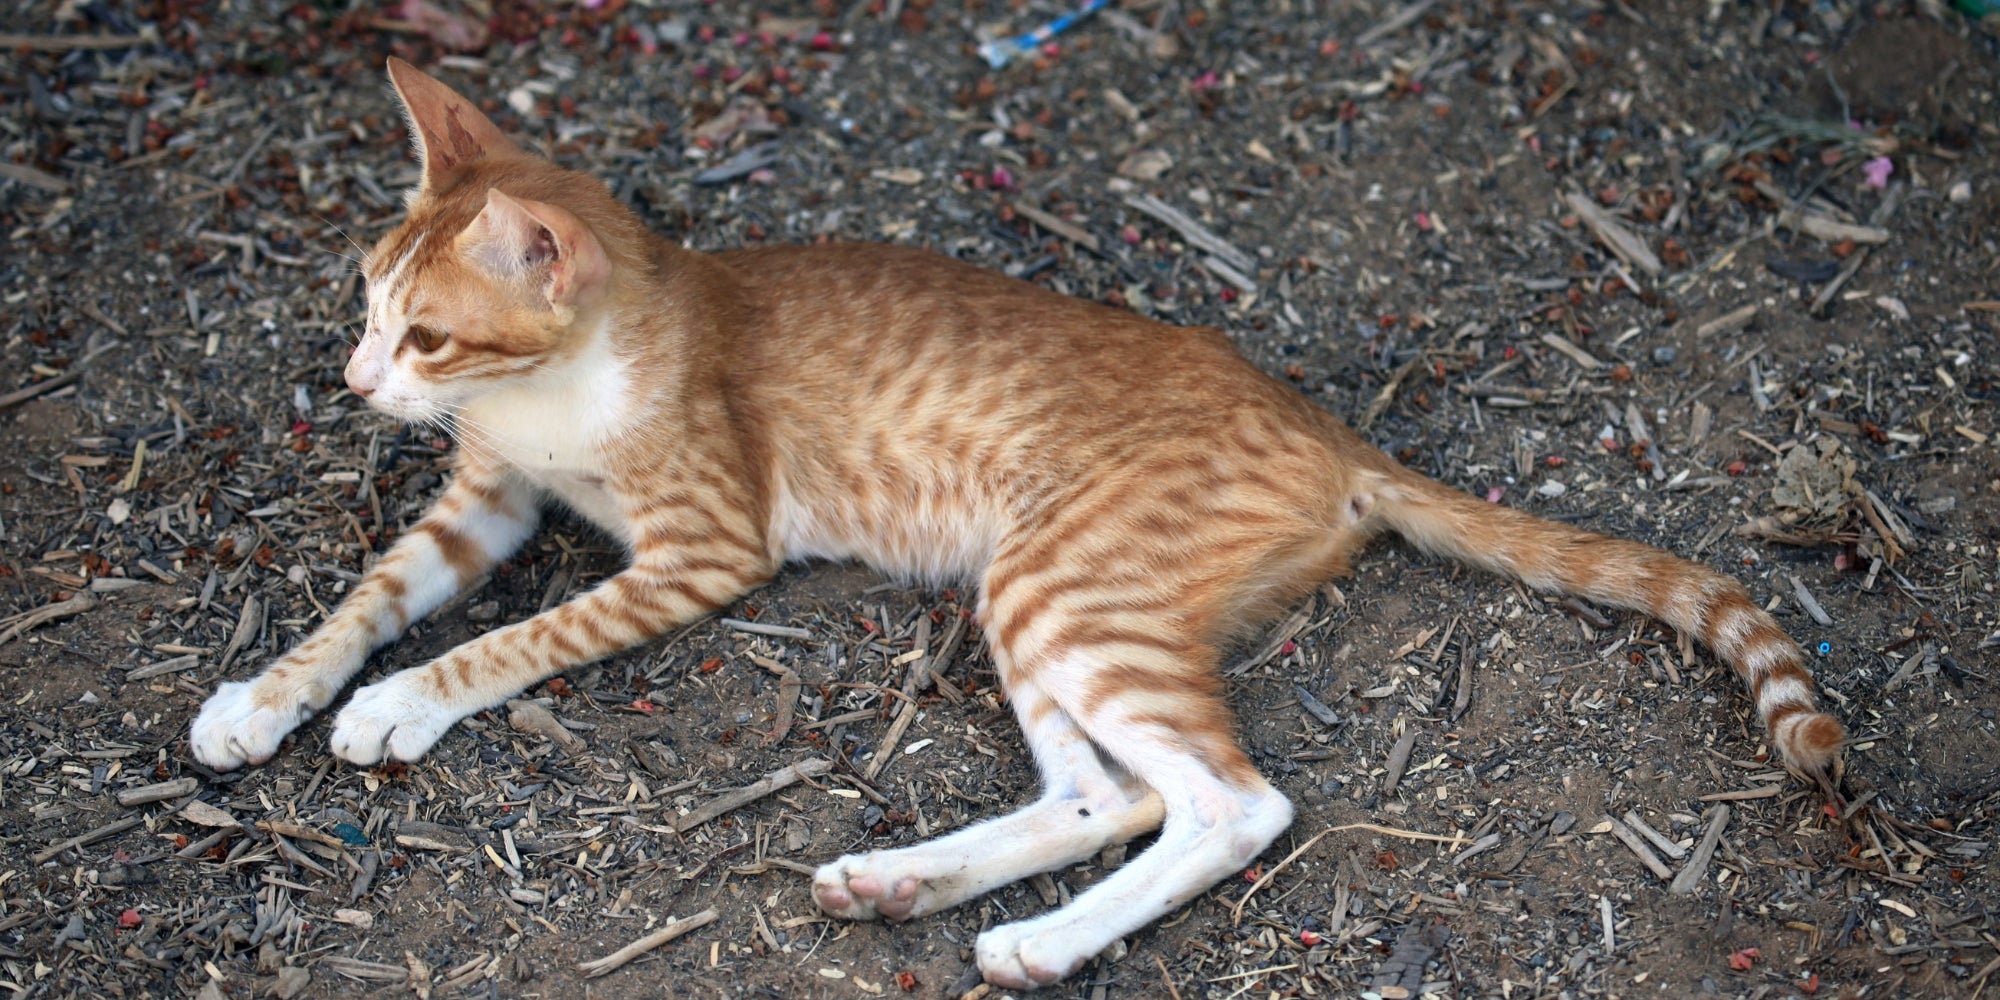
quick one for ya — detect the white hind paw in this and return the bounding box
[976,921,1087,990]
[813,855,926,922]
[330,669,456,766]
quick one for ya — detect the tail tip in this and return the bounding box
[1781,712,1846,782]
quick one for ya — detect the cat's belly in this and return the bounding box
[768,488,994,585]
[532,469,629,542]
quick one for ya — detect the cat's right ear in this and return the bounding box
[385,57,519,192]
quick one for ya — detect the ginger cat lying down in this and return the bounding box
[191,59,1842,989]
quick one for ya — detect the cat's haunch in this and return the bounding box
[190,58,1844,991]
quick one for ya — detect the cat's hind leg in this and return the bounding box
[813,674,1162,922]
[970,646,1292,989]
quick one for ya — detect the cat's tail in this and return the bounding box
[1363,457,1844,784]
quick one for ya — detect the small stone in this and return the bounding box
[466,601,500,623]
[1950,181,1972,203]
[1537,480,1567,498]
[1652,347,1677,364]
[271,966,311,999]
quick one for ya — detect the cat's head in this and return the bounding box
[344,59,638,423]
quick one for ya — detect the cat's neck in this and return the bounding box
[456,312,633,472]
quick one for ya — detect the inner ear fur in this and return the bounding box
[386,57,519,190]
[461,189,611,318]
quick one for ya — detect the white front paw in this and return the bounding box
[191,679,314,771]
[330,670,456,766]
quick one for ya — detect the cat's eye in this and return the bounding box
[408,324,448,353]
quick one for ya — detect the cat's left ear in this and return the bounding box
[462,189,610,318]
[386,57,519,190]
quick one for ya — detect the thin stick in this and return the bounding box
[0,32,156,50]
[0,592,96,646]
[719,618,811,640]
[1603,814,1673,880]
[1668,804,1731,895]
[577,908,719,978]
[1233,827,1333,923]
[1328,822,1472,846]
[673,758,833,832]
[0,372,84,410]
[865,700,918,781]
[35,815,145,864]
[1154,954,1185,1000]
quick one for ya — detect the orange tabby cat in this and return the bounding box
[191,60,1844,989]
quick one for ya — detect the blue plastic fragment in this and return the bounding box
[333,822,368,846]
[1817,642,1832,656]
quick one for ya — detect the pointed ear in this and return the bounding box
[461,189,611,318]
[385,57,519,189]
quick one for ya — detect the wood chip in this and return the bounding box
[1694,304,1758,339]
[1668,804,1730,895]
[578,908,720,978]
[1381,729,1419,796]
[1539,332,1604,369]
[115,777,199,807]
[1562,190,1662,275]
[507,699,586,754]
[1602,814,1673,880]
[1012,201,1100,252]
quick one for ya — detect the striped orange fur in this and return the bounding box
[190,60,1843,990]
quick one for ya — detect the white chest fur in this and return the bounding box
[456,333,635,541]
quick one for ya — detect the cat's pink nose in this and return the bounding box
[346,374,376,398]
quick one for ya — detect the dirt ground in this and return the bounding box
[3,1,1998,997]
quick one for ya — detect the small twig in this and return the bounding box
[1012,201,1100,252]
[865,700,918,781]
[1562,189,1662,275]
[1329,822,1472,846]
[1154,954,1185,1000]
[1233,826,1333,923]
[1603,814,1673,880]
[1621,810,1687,860]
[1355,352,1426,433]
[674,758,833,832]
[1694,303,1759,339]
[577,908,719,978]
[1668,804,1731,895]
[750,655,802,747]
[0,370,84,410]
[1121,193,1254,274]
[719,618,812,640]
[35,815,146,864]
[1226,605,1310,676]
[1354,0,1437,46]
[1811,185,1902,315]
[0,31,158,50]
[1789,574,1834,627]
[0,592,97,646]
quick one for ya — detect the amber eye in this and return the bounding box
[408,324,448,352]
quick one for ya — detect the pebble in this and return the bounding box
[467,601,501,622]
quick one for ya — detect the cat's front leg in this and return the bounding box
[190,458,538,770]
[330,547,772,765]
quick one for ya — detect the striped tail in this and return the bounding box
[1366,460,1844,782]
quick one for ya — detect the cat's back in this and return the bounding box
[714,242,1235,361]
